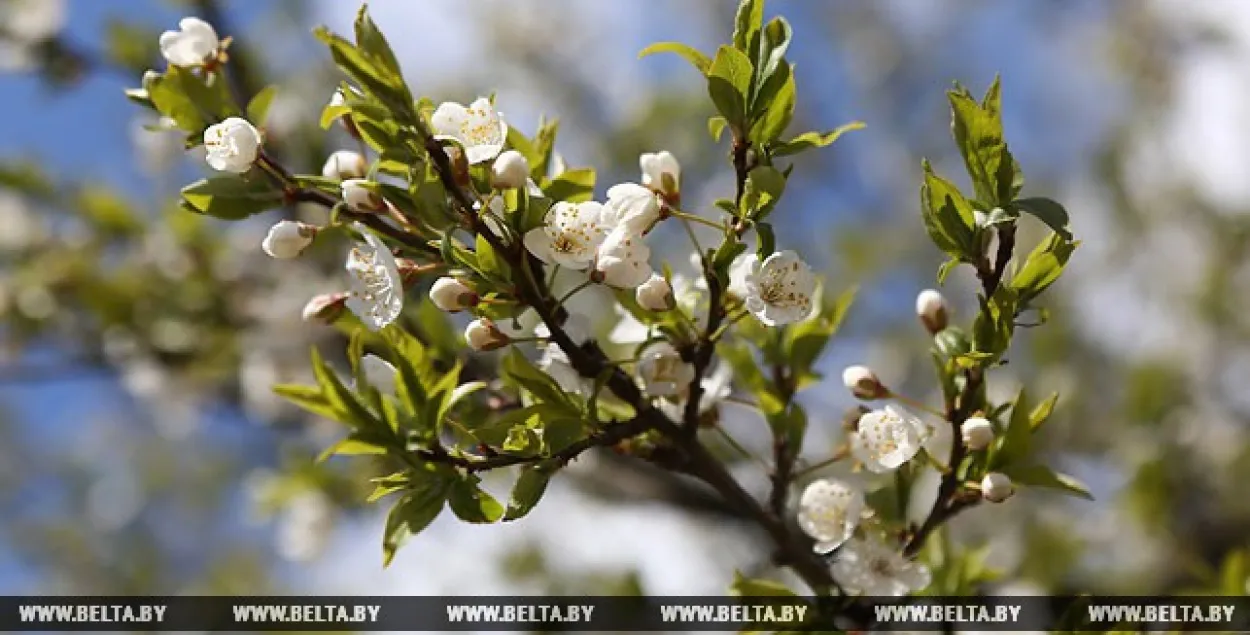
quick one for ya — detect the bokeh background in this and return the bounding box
[2,0,1249,603]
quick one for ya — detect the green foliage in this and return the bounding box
[947,76,1021,208]
[180,175,283,219]
[771,122,865,157]
[638,42,711,75]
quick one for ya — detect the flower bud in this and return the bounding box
[203,117,261,173]
[491,150,531,190]
[842,365,888,400]
[159,17,221,68]
[360,354,397,394]
[640,150,681,202]
[980,472,1014,503]
[321,150,367,181]
[465,318,509,351]
[961,416,994,451]
[915,288,948,334]
[429,277,478,312]
[341,179,382,211]
[635,274,675,311]
[301,292,347,324]
[261,220,315,259]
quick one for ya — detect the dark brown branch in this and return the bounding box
[411,123,836,594]
[904,223,1019,556]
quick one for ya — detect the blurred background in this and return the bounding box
[1,0,1249,603]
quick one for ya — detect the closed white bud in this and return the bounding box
[635,274,674,311]
[465,318,509,351]
[341,179,381,211]
[159,17,220,68]
[301,292,347,323]
[842,365,888,400]
[961,416,994,450]
[261,221,315,259]
[321,150,367,181]
[203,117,261,173]
[428,277,478,312]
[915,288,948,334]
[981,472,1014,503]
[491,150,530,190]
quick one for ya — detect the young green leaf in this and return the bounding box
[504,465,553,521]
[771,121,865,157]
[246,85,278,127]
[732,0,764,56]
[449,475,505,524]
[637,42,711,76]
[707,45,755,127]
[542,167,596,203]
[1012,197,1074,241]
[181,176,284,220]
[382,482,449,567]
[1002,464,1094,501]
[920,160,977,260]
[1011,233,1078,305]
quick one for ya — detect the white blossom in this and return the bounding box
[321,150,367,181]
[465,318,509,351]
[359,354,397,394]
[637,342,695,398]
[640,150,681,198]
[797,479,865,554]
[635,274,674,311]
[742,250,817,326]
[831,535,932,596]
[981,472,1014,503]
[344,225,403,331]
[961,417,995,451]
[341,178,381,211]
[431,97,507,164]
[491,150,531,189]
[523,201,609,269]
[851,405,924,473]
[203,117,261,173]
[594,227,652,289]
[727,253,756,298]
[602,182,662,233]
[842,365,887,400]
[0,0,66,44]
[261,221,314,259]
[428,277,478,312]
[159,17,220,67]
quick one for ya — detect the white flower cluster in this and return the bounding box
[796,478,931,596]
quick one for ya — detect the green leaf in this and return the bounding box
[246,85,278,127]
[1011,233,1078,305]
[501,349,578,413]
[382,482,449,566]
[272,384,338,422]
[732,0,764,55]
[771,121,865,157]
[449,475,505,524]
[145,66,235,137]
[994,388,1032,469]
[756,221,776,258]
[920,160,977,260]
[353,4,403,80]
[948,76,1017,206]
[504,465,553,521]
[971,285,1018,363]
[1012,197,1074,241]
[314,26,409,115]
[1003,464,1094,501]
[730,570,798,597]
[637,42,711,76]
[785,286,856,380]
[437,380,488,425]
[748,63,795,144]
[933,326,971,359]
[317,434,390,463]
[707,45,755,127]
[542,167,595,203]
[708,116,729,143]
[754,17,793,95]
[310,347,384,434]
[181,176,284,220]
[1029,392,1059,431]
[1219,551,1247,595]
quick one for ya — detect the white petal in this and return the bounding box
[431,102,469,138]
[522,228,554,265]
